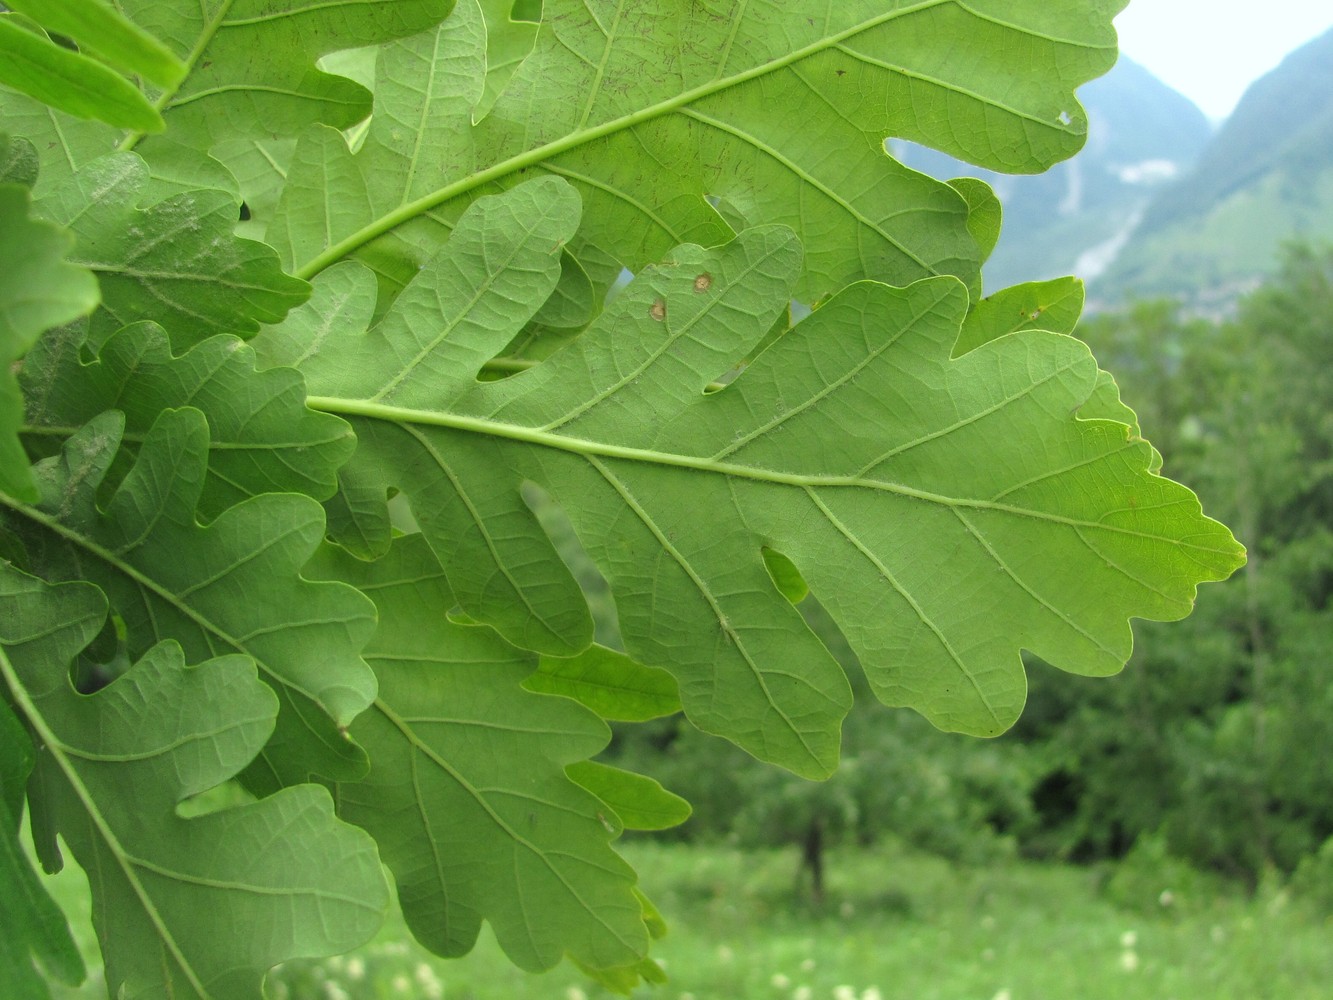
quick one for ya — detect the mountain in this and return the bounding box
[1100,27,1333,307]
[892,57,1213,292]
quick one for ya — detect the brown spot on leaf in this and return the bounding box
[650,298,667,321]
[693,272,713,293]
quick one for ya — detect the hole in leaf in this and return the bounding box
[521,481,623,649]
[703,300,802,394]
[386,491,419,535]
[446,605,484,626]
[73,612,130,694]
[175,780,257,819]
[705,193,751,233]
[761,546,809,605]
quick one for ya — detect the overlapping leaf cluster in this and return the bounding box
[0,1,1244,995]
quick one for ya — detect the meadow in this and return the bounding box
[38,834,1332,1000]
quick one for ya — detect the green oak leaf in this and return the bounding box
[5,0,186,88]
[0,176,99,503]
[0,14,163,132]
[33,153,308,350]
[950,176,1004,264]
[0,701,85,999]
[956,276,1087,356]
[525,646,681,723]
[258,176,600,654]
[306,534,650,974]
[566,761,692,833]
[272,0,1120,305]
[0,563,388,1000]
[953,277,1160,470]
[20,320,354,519]
[0,0,451,198]
[257,176,1245,780]
[0,408,377,788]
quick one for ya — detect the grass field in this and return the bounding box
[36,834,1332,1000]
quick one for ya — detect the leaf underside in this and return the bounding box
[270,0,1121,309]
[307,535,650,974]
[0,563,388,1000]
[2,408,377,788]
[0,0,1251,989]
[257,176,1245,780]
[0,177,98,502]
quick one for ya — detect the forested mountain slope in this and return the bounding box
[1100,27,1333,307]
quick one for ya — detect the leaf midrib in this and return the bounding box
[293,0,972,281]
[305,396,1238,556]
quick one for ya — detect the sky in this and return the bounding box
[1114,0,1333,121]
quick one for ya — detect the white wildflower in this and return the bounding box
[794,987,813,1000]
[1119,950,1140,972]
[771,973,791,989]
[1120,930,1138,949]
[992,990,1012,1000]
[345,957,365,981]
[833,985,857,1000]
[565,987,588,1000]
[391,974,411,994]
[860,989,882,1000]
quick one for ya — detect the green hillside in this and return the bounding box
[1098,27,1333,305]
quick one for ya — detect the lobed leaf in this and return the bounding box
[0,408,377,787]
[263,178,1245,779]
[33,153,308,350]
[0,175,98,503]
[525,646,682,723]
[565,761,692,833]
[6,0,186,88]
[0,0,452,197]
[20,320,354,519]
[0,564,388,999]
[956,276,1087,356]
[306,534,650,974]
[952,277,1160,470]
[273,0,1122,306]
[0,15,163,132]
